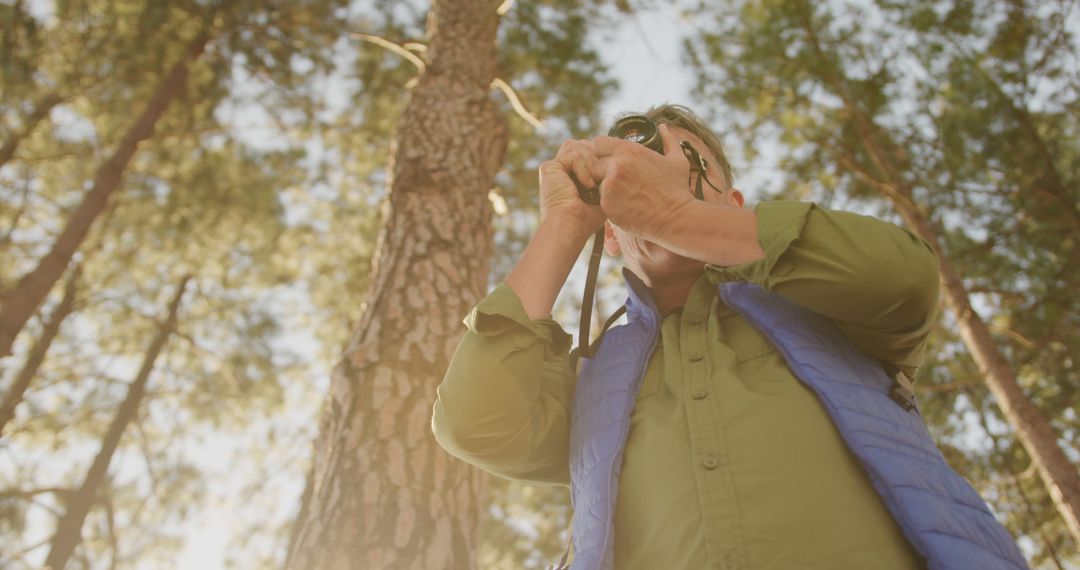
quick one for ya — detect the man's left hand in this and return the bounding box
[591,123,696,240]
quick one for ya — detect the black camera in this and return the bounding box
[608,114,665,154]
[573,114,664,204]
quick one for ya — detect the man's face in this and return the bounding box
[604,126,745,285]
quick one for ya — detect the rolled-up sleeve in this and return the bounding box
[432,282,574,485]
[706,201,940,374]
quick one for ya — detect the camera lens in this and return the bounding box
[608,115,664,154]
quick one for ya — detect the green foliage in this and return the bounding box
[479,478,572,569]
[0,0,353,566]
[488,0,620,281]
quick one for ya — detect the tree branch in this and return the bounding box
[105,495,119,570]
[987,324,1036,350]
[491,78,545,132]
[0,487,76,501]
[351,33,427,74]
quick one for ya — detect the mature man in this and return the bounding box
[432,105,1026,569]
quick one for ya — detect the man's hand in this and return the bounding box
[592,123,695,241]
[538,139,606,240]
[504,140,607,320]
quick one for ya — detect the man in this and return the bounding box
[432,105,1025,569]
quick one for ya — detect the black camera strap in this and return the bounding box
[680,140,724,201]
[568,229,627,371]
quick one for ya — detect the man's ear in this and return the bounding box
[603,221,621,256]
[729,188,746,208]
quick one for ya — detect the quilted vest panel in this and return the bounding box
[566,280,1028,570]
[568,279,660,570]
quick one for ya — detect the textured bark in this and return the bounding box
[44,276,189,570]
[0,32,209,359]
[0,265,79,437]
[796,6,1080,544]
[285,2,508,568]
[0,92,63,170]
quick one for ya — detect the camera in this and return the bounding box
[608,114,665,154]
[573,114,664,204]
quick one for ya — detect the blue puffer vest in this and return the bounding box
[567,279,1028,570]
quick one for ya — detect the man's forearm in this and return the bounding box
[653,199,766,267]
[506,216,594,320]
[702,201,940,370]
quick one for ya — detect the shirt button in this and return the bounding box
[689,316,703,325]
[692,390,708,400]
[702,455,720,470]
[689,354,703,362]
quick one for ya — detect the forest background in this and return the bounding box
[1,0,1078,568]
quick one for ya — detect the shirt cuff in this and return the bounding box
[463,282,572,354]
[705,200,814,286]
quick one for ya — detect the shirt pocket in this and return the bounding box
[721,313,779,362]
[720,313,788,394]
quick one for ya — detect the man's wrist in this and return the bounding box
[506,212,599,320]
[537,213,600,247]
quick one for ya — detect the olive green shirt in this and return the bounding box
[432,201,940,569]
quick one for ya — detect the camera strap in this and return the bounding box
[568,228,626,371]
[680,140,724,201]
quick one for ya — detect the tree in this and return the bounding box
[684,0,1080,559]
[284,0,510,565]
[44,276,189,570]
[0,0,354,358]
[1,5,350,564]
[0,264,79,436]
[0,15,214,359]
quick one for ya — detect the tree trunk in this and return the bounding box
[44,276,189,570]
[285,2,508,568]
[0,31,209,359]
[0,265,79,437]
[796,4,1080,544]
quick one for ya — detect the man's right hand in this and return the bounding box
[538,140,606,238]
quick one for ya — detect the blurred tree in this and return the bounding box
[0,131,312,566]
[1,2,353,567]
[44,275,189,570]
[0,5,215,359]
[478,477,572,569]
[0,264,79,437]
[0,0,356,357]
[0,0,65,170]
[684,0,1079,561]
